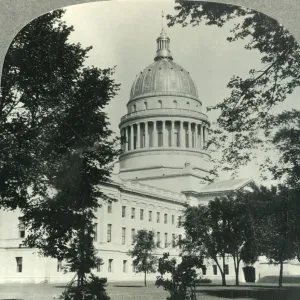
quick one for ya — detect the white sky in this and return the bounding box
[62,0,300,184]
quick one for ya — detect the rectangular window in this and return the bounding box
[179,234,182,249]
[107,224,112,243]
[57,260,62,272]
[131,229,135,245]
[158,132,163,147]
[107,202,112,214]
[96,259,102,272]
[149,211,152,222]
[177,216,182,228]
[224,264,229,275]
[131,207,135,219]
[18,219,25,239]
[16,257,22,273]
[123,260,127,273]
[157,232,161,247]
[157,212,160,223]
[172,234,176,248]
[108,259,113,273]
[213,265,217,275]
[93,223,98,242]
[203,266,207,276]
[122,227,126,245]
[164,233,168,248]
[140,209,144,220]
[122,206,126,218]
[164,214,168,224]
[172,215,175,225]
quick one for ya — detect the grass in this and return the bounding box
[0,277,300,300]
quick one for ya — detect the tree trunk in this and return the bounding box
[279,260,284,287]
[235,262,240,286]
[144,270,147,287]
[222,255,227,286]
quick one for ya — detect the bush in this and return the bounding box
[57,275,110,300]
[195,278,212,284]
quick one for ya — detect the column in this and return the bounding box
[130,125,134,150]
[170,121,174,147]
[188,122,192,148]
[202,125,205,148]
[180,121,185,148]
[145,121,148,148]
[137,123,140,149]
[127,126,130,151]
[163,120,168,147]
[123,128,127,152]
[153,121,158,147]
[199,125,203,149]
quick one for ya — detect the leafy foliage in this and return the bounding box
[156,253,204,300]
[167,1,300,179]
[129,230,158,286]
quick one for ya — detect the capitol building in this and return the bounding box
[0,26,299,284]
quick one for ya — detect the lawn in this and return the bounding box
[0,278,300,300]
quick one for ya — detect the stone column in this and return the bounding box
[145,121,148,148]
[130,125,134,150]
[153,121,158,147]
[188,122,192,148]
[180,121,185,147]
[170,121,174,147]
[137,123,140,149]
[163,120,168,147]
[199,125,203,149]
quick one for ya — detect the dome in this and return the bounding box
[130,60,199,101]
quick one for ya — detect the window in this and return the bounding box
[107,202,112,214]
[164,233,168,248]
[16,257,22,273]
[131,229,135,245]
[93,223,98,242]
[224,264,229,275]
[122,206,126,218]
[131,207,135,219]
[96,259,102,272]
[164,214,168,224]
[157,232,161,247]
[94,207,98,212]
[213,265,218,275]
[57,260,62,272]
[179,234,182,249]
[149,211,152,222]
[158,131,163,147]
[107,224,112,243]
[158,100,162,108]
[174,131,179,147]
[173,100,177,108]
[134,135,137,149]
[140,209,144,220]
[123,260,127,273]
[172,215,175,225]
[133,104,136,112]
[172,234,176,248]
[157,212,160,223]
[186,102,190,109]
[202,266,207,276]
[108,259,113,273]
[177,216,182,228]
[144,102,148,110]
[18,218,25,238]
[122,227,126,245]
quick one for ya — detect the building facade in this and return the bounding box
[0,27,299,284]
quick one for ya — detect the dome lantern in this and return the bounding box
[154,11,173,61]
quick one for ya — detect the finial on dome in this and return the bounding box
[155,11,173,61]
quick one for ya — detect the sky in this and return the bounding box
[61,0,300,184]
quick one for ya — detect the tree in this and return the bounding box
[156,253,204,300]
[0,9,121,299]
[129,230,158,286]
[259,184,297,287]
[167,1,300,179]
[181,204,228,286]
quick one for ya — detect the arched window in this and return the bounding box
[158,100,162,109]
[133,104,136,112]
[144,102,148,110]
[173,100,177,108]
